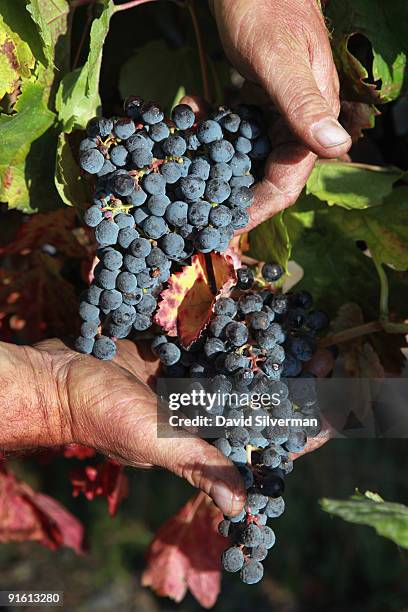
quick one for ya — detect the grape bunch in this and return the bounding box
[75,97,271,359]
[152,265,329,584]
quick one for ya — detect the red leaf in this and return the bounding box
[340,101,379,143]
[0,464,84,554]
[0,254,81,342]
[154,253,236,348]
[142,492,226,608]
[0,209,90,258]
[70,460,128,516]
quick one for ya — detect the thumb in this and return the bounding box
[264,59,351,158]
[152,429,247,517]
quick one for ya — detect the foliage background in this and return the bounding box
[0,0,407,609]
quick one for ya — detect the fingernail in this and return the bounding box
[312,119,350,148]
[211,481,244,516]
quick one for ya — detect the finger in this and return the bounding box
[151,432,247,516]
[237,143,316,234]
[261,58,351,158]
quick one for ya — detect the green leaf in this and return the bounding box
[333,186,408,270]
[55,132,90,207]
[327,0,408,103]
[0,10,35,98]
[286,192,408,320]
[321,491,408,549]
[306,161,403,209]
[26,0,71,83]
[249,211,291,271]
[119,39,231,114]
[56,0,113,131]
[0,81,56,212]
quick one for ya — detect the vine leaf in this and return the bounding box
[0,464,84,554]
[306,161,403,210]
[70,461,128,517]
[154,252,236,348]
[55,132,91,207]
[0,81,55,212]
[0,209,92,342]
[141,492,226,609]
[249,211,291,271]
[327,0,408,103]
[331,303,385,378]
[55,0,114,132]
[321,490,408,549]
[0,11,35,98]
[339,101,379,142]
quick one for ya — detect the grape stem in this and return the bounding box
[319,318,408,348]
[372,255,389,321]
[187,0,211,102]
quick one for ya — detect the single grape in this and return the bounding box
[141,101,164,124]
[240,560,264,585]
[95,267,119,290]
[234,136,252,154]
[75,336,94,354]
[79,149,105,174]
[230,208,249,230]
[163,134,187,157]
[172,104,195,129]
[117,227,139,249]
[133,313,152,331]
[143,173,166,195]
[210,162,233,181]
[146,247,167,268]
[262,262,284,282]
[93,336,117,360]
[222,547,244,573]
[131,148,153,168]
[141,215,168,239]
[205,179,231,204]
[160,233,185,258]
[236,267,254,290]
[229,152,251,177]
[84,205,103,227]
[161,161,182,184]
[80,320,99,339]
[110,173,135,197]
[228,186,254,208]
[195,227,221,253]
[157,342,181,365]
[114,213,135,229]
[111,303,137,326]
[123,254,146,273]
[165,200,188,227]
[179,176,206,201]
[149,121,170,142]
[214,297,237,317]
[220,113,241,133]
[197,119,223,144]
[130,237,152,258]
[136,294,157,315]
[113,118,135,139]
[208,139,235,163]
[188,200,211,226]
[79,301,100,321]
[99,289,122,311]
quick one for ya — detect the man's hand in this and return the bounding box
[0,339,246,516]
[0,339,332,516]
[210,0,352,230]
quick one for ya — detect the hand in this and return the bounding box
[0,339,333,516]
[210,0,352,230]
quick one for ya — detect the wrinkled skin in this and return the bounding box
[209,0,351,230]
[0,339,333,516]
[0,0,344,516]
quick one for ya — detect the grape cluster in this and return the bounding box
[75,97,270,359]
[152,267,329,584]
